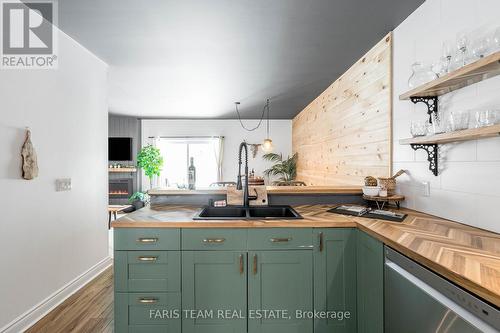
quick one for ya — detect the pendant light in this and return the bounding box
[262,99,273,153]
[234,98,273,153]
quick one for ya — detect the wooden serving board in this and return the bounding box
[226,185,268,206]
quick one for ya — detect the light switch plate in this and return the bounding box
[56,178,72,191]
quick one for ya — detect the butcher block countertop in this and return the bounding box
[112,204,500,308]
[148,186,362,195]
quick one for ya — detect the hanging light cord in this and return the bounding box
[266,98,270,138]
[235,99,270,132]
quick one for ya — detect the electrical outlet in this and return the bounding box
[422,181,430,197]
[56,178,72,191]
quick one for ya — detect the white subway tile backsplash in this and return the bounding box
[414,188,476,225]
[440,141,476,162]
[393,0,500,233]
[471,195,500,233]
[477,137,500,161]
[440,161,500,197]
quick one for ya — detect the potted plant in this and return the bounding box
[128,191,149,210]
[137,144,164,189]
[263,152,300,185]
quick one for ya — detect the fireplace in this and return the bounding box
[109,179,133,199]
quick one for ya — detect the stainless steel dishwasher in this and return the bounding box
[384,246,500,333]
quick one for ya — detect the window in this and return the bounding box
[155,137,223,188]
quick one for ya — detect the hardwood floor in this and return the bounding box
[26,267,113,333]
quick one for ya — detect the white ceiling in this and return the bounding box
[58,0,424,119]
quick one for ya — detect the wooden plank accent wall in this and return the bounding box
[292,33,392,186]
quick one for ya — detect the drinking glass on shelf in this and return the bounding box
[410,120,427,137]
[430,113,446,134]
[494,27,500,51]
[471,37,490,60]
[456,32,469,66]
[475,110,498,127]
[440,41,453,74]
[449,111,470,131]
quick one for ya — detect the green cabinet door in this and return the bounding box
[313,228,357,333]
[357,230,384,333]
[182,251,247,333]
[248,250,313,333]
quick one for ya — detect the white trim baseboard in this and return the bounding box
[1,256,112,333]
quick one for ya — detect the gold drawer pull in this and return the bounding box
[138,256,158,262]
[138,297,158,304]
[203,238,226,244]
[137,237,158,243]
[319,232,324,252]
[270,237,292,243]
[239,254,244,275]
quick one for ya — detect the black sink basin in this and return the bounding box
[195,206,247,219]
[193,205,303,220]
[248,206,301,219]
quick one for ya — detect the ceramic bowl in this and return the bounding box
[362,186,381,196]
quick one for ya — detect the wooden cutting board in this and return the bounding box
[226,185,268,206]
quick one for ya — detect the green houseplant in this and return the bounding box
[137,144,164,189]
[128,191,149,210]
[263,152,298,185]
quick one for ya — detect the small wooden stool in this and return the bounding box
[108,205,132,229]
[363,194,405,210]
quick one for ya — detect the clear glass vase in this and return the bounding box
[408,62,438,88]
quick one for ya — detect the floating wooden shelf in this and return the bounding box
[399,124,500,145]
[399,51,500,100]
[108,168,137,173]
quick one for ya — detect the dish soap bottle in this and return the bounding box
[188,157,196,190]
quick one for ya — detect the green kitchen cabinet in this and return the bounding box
[357,230,384,333]
[313,228,357,333]
[114,251,181,292]
[248,250,313,333]
[182,251,247,333]
[115,292,181,333]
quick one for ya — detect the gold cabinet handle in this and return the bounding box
[319,232,324,252]
[138,297,158,304]
[239,254,244,275]
[138,256,158,262]
[270,237,292,243]
[137,237,158,243]
[203,238,226,244]
[253,254,258,275]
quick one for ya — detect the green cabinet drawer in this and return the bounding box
[114,228,180,250]
[182,229,247,250]
[247,228,313,250]
[115,251,181,292]
[115,292,181,333]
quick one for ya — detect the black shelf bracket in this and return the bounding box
[411,144,439,176]
[410,96,438,123]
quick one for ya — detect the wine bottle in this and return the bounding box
[188,157,196,190]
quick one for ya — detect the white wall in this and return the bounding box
[141,119,292,189]
[0,27,109,330]
[393,0,500,232]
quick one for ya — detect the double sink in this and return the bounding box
[193,205,303,220]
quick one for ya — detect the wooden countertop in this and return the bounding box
[148,186,362,195]
[112,204,500,308]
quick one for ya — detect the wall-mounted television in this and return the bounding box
[109,137,133,161]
